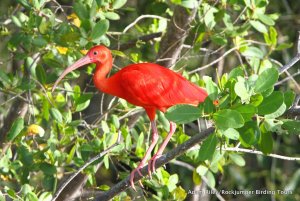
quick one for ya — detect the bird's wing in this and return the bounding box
[119,64,205,109]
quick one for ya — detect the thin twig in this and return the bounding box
[123,15,168,33]
[188,47,238,74]
[223,147,300,161]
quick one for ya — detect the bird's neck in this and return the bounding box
[93,59,117,95]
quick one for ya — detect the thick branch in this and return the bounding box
[156,5,198,67]
[95,127,215,201]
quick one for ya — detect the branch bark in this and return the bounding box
[279,32,300,74]
[94,127,215,201]
[156,5,198,67]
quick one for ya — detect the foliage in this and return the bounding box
[0,0,299,201]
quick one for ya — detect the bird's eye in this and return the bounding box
[93,51,98,55]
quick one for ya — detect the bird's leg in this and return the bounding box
[130,121,158,190]
[149,121,176,173]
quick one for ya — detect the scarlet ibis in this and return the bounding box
[52,45,207,190]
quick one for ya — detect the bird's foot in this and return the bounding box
[130,163,145,191]
[148,153,162,174]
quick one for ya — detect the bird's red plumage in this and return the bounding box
[104,63,207,112]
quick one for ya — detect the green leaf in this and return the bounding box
[172,186,187,201]
[229,153,245,166]
[276,43,293,51]
[259,131,273,154]
[197,134,218,161]
[25,192,39,201]
[0,69,11,87]
[228,67,244,80]
[234,77,251,103]
[39,192,53,201]
[111,50,126,58]
[222,128,240,140]
[32,36,47,47]
[203,76,218,99]
[35,65,46,84]
[250,20,268,33]
[284,91,295,109]
[196,165,208,176]
[90,20,109,41]
[75,93,93,112]
[213,109,244,129]
[257,91,284,115]
[250,94,263,106]
[241,46,264,59]
[238,121,260,147]
[66,144,77,164]
[104,12,120,20]
[184,0,199,8]
[263,119,282,132]
[257,13,275,26]
[203,97,215,114]
[254,67,279,93]
[265,103,286,119]
[112,0,127,9]
[112,115,120,129]
[211,35,227,45]
[168,174,178,191]
[193,169,202,185]
[206,171,215,188]
[135,132,145,158]
[7,118,24,141]
[203,3,217,30]
[16,0,32,9]
[101,121,110,133]
[282,120,300,135]
[233,104,256,122]
[73,2,89,20]
[50,108,63,123]
[39,162,57,175]
[269,26,277,46]
[98,185,110,191]
[165,104,202,124]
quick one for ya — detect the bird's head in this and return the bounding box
[51,45,111,92]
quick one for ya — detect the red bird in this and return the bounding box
[52,45,207,190]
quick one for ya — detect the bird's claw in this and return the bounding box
[130,164,145,191]
[148,154,161,174]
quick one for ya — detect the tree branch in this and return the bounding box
[94,127,215,201]
[156,4,198,67]
[223,147,300,161]
[279,32,300,74]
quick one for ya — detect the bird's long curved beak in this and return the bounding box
[52,56,92,92]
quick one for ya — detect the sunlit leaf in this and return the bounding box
[229,153,245,166]
[166,104,202,124]
[254,67,279,93]
[213,109,244,129]
[257,91,284,115]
